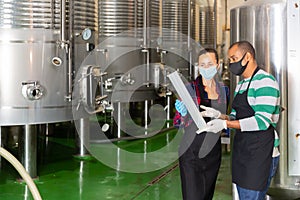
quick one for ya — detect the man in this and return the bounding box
[174,48,228,200]
[201,41,280,199]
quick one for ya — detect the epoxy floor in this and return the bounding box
[0,123,232,200]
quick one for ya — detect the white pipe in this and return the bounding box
[0,147,42,200]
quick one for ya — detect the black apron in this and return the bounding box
[232,67,274,191]
[178,76,225,200]
[179,122,221,200]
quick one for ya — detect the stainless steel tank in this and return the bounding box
[72,0,98,69]
[0,0,72,125]
[98,0,144,39]
[96,0,195,102]
[92,0,219,127]
[156,0,217,78]
[160,0,189,41]
[191,0,216,48]
[155,0,191,78]
[230,0,300,198]
[96,0,153,103]
[88,0,198,140]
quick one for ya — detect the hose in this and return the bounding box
[0,147,42,200]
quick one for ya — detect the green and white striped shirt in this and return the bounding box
[230,69,280,132]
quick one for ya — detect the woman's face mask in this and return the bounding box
[199,66,217,80]
[198,52,218,80]
[229,53,249,76]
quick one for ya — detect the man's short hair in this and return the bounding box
[229,41,256,59]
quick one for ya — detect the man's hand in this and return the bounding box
[205,119,227,133]
[200,105,221,118]
[196,119,227,134]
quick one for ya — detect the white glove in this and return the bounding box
[200,105,221,118]
[205,119,227,133]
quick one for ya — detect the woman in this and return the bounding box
[174,48,229,200]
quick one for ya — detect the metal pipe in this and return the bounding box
[166,95,170,128]
[60,0,66,44]
[76,118,90,157]
[232,183,239,200]
[66,0,73,100]
[117,102,121,138]
[0,127,2,166]
[159,0,163,36]
[134,0,138,37]
[66,42,73,100]
[146,50,150,83]
[143,0,150,83]
[213,0,217,49]
[143,0,148,48]
[19,125,37,178]
[0,127,2,146]
[188,0,193,78]
[188,0,191,48]
[145,100,148,131]
[225,0,228,29]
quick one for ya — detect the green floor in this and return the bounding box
[0,126,232,200]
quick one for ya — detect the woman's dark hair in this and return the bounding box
[198,48,219,63]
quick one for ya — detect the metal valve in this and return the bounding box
[295,179,300,187]
[121,73,135,85]
[21,81,45,100]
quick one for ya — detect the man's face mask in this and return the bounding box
[229,53,249,76]
[199,66,217,80]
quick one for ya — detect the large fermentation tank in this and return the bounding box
[160,0,189,40]
[0,0,218,124]
[0,0,71,125]
[96,0,154,103]
[90,0,219,135]
[98,0,144,39]
[0,0,100,176]
[0,0,99,126]
[96,0,194,102]
[149,0,216,47]
[96,0,217,86]
[191,0,216,48]
[153,0,191,77]
[230,0,300,198]
[152,0,217,66]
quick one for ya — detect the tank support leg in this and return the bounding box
[0,127,3,167]
[19,125,37,178]
[75,118,90,158]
